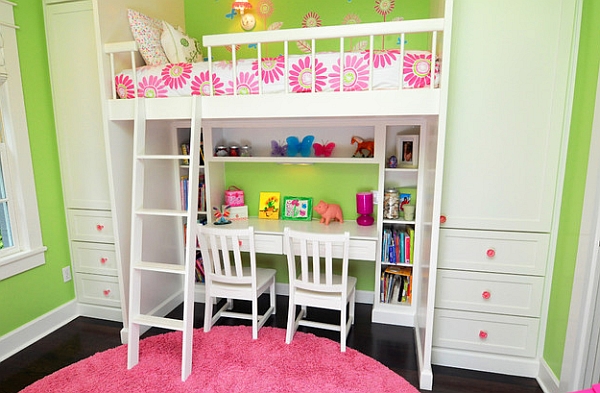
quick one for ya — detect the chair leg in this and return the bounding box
[285,294,296,344]
[204,296,213,333]
[350,289,356,325]
[252,297,259,339]
[270,279,276,315]
[340,301,347,352]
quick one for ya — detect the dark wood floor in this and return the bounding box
[0,296,544,393]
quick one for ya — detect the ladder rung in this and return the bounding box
[136,208,187,217]
[137,154,186,160]
[132,314,184,331]
[133,261,186,274]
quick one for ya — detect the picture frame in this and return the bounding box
[282,196,313,221]
[396,135,419,168]
[258,192,280,219]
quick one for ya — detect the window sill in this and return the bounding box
[0,246,47,281]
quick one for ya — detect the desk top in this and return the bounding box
[212,218,378,241]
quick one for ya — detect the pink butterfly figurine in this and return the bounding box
[313,141,336,157]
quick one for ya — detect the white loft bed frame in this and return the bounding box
[95,2,453,389]
[104,18,446,121]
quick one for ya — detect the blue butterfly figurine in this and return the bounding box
[286,135,315,157]
[225,9,237,20]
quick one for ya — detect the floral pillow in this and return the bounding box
[161,21,203,63]
[127,9,169,66]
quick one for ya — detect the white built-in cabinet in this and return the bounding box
[432,0,578,377]
[44,0,122,321]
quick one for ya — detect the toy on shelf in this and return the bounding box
[271,140,287,156]
[286,135,314,157]
[213,205,231,225]
[314,200,344,225]
[351,136,374,158]
[313,141,336,157]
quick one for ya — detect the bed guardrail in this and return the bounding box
[104,18,444,100]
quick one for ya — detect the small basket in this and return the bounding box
[224,186,245,207]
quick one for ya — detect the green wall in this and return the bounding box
[0,1,73,336]
[185,0,432,60]
[543,0,600,377]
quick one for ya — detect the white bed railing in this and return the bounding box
[104,18,444,101]
[203,18,443,96]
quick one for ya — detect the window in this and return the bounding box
[0,4,46,280]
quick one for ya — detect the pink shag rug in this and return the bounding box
[19,325,419,393]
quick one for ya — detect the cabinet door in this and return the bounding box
[45,1,111,210]
[441,0,576,232]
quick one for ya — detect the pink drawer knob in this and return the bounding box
[486,248,496,258]
[100,257,108,264]
[440,215,447,224]
[103,289,111,296]
[479,330,488,339]
[96,224,105,232]
[482,291,491,300]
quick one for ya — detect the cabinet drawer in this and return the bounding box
[71,241,117,275]
[68,210,114,243]
[436,270,544,317]
[75,273,121,308]
[438,229,549,275]
[433,309,539,358]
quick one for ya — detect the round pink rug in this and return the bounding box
[19,325,419,393]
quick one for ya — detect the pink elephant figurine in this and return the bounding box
[314,200,344,225]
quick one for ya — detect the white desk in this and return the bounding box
[199,217,378,261]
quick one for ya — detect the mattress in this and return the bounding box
[114,50,438,99]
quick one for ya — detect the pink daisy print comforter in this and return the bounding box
[115,50,438,99]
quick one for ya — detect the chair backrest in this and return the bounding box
[283,227,350,294]
[197,225,257,286]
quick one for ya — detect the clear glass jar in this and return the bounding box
[383,188,400,219]
[215,145,228,157]
[240,145,252,157]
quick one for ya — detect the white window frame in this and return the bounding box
[0,1,46,280]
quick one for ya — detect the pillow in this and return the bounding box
[127,9,169,66]
[161,21,203,63]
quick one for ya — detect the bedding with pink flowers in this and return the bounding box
[114,50,438,99]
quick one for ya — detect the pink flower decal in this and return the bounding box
[137,75,168,98]
[226,71,259,95]
[115,74,135,99]
[161,63,192,89]
[191,71,225,96]
[403,52,433,89]
[329,55,369,92]
[374,0,395,19]
[252,56,285,84]
[363,49,400,69]
[257,0,274,19]
[289,56,328,93]
[302,12,322,28]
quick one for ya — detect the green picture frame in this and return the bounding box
[282,196,313,221]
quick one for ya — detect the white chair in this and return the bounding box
[197,225,276,339]
[283,227,356,352]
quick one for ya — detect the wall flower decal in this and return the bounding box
[302,11,322,28]
[374,0,395,20]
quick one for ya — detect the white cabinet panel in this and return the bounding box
[67,210,115,243]
[440,0,573,232]
[71,241,118,276]
[75,273,121,307]
[45,0,111,210]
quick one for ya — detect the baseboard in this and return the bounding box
[431,347,540,377]
[77,303,123,322]
[537,358,560,393]
[0,300,79,363]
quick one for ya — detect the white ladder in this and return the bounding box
[127,97,202,381]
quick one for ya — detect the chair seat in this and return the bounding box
[210,267,276,298]
[294,274,357,307]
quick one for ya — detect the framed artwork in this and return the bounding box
[258,192,280,219]
[396,135,419,168]
[282,196,313,221]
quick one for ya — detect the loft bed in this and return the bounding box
[95,2,452,390]
[104,18,447,120]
